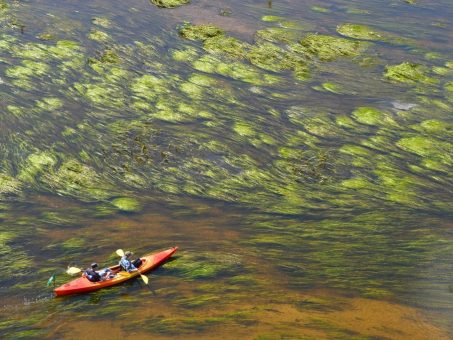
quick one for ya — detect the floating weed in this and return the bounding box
[203,35,251,59]
[150,0,190,8]
[385,62,437,84]
[296,34,368,61]
[247,42,299,73]
[261,15,284,22]
[165,252,243,281]
[396,136,452,165]
[111,197,142,212]
[255,27,300,44]
[6,60,50,78]
[178,23,224,41]
[92,17,112,28]
[351,107,397,126]
[61,237,85,250]
[35,97,64,111]
[171,46,199,62]
[88,30,110,42]
[310,6,331,13]
[18,151,58,183]
[337,23,411,44]
[0,173,21,196]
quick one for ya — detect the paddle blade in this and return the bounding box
[47,274,56,287]
[66,267,82,275]
[116,249,125,257]
[140,274,149,285]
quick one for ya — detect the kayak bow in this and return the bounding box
[54,246,178,296]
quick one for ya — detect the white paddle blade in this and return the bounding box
[66,267,82,275]
[140,274,149,285]
[116,249,125,257]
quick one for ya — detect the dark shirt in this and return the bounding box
[85,268,101,282]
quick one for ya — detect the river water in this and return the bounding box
[1,0,452,338]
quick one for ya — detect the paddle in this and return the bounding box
[116,249,149,284]
[66,266,82,275]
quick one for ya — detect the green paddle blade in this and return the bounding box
[116,249,125,257]
[47,274,56,287]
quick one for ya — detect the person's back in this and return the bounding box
[84,263,102,282]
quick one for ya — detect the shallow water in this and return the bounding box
[1,0,453,338]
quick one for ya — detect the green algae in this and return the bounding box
[171,46,199,62]
[165,252,243,280]
[337,23,413,46]
[111,197,142,212]
[88,30,110,42]
[351,107,396,126]
[261,15,284,22]
[296,34,367,61]
[310,6,330,13]
[6,60,50,79]
[255,27,299,44]
[247,43,294,72]
[18,151,58,183]
[203,35,251,59]
[35,97,64,111]
[150,0,189,8]
[178,23,224,41]
[61,237,85,250]
[0,173,21,196]
[43,159,113,201]
[92,17,112,28]
[396,136,452,164]
[385,62,437,84]
[193,55,280,85]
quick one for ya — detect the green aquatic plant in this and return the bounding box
[261,15,284,22]
[203,35,251,58]
[92,17,112,28]
[111,197,142,212]
[89,29,110,42]
[337,23,386,41]
[311,6,330,13]
[18,151,58,183]
[150,0,190,8]
[296,34,367,61]
[35,97,64,111]
[6,60,50,78]
[351,107,396,126]
[178,23,224,41]
[0,173,21,196]
[165,252,243,280]
[396,136,452,164]
[247,42,294,72]
[384,62,437,84]
[171,46,199,62]
[255,27,299,44]
[43,159,113,201]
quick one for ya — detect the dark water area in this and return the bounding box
[1,0,453,338]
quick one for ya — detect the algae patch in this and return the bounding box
[150,0,190,8]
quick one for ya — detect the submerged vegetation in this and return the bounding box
[0,0,453,338]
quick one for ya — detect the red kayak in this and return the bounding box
[54,247,178,296]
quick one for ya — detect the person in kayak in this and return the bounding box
[84,263,113,282]
[119,251,142,272]
[84,263,102,282]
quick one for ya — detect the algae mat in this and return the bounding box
[0,0,453,338]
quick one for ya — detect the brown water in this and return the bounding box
[1,0,453,338]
